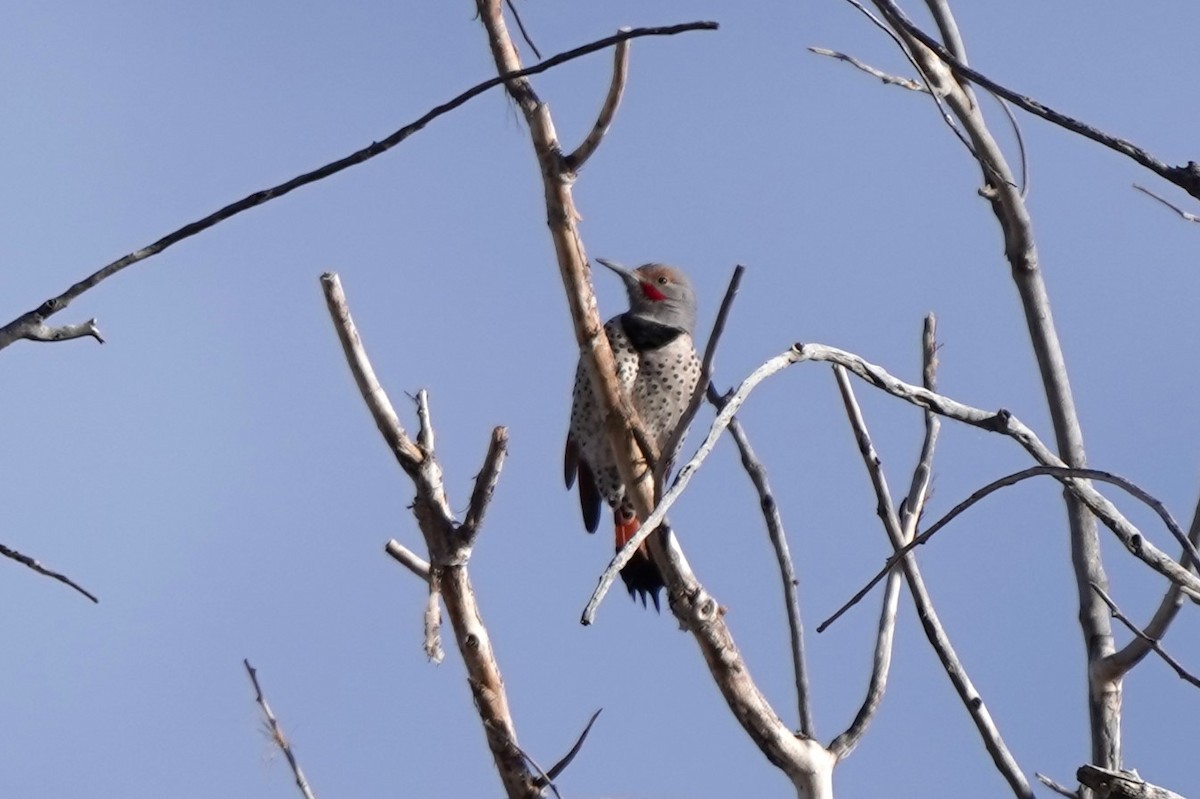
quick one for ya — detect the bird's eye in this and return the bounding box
[657,276,669,285]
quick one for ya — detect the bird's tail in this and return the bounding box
[615,512,665,611]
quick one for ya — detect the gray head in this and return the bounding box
[596,258,697,336]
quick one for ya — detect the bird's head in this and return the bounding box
[596,258,697,336]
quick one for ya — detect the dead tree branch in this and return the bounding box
[243,659,318,799]
[0,22,715,354]
[1105,491,1200,678]
[873,0,1200,200]
[1076,766,1187,799]
[706,379,813,737]
[830,366,1030,797]
[321,272,538,799]
[0,541,98,603]
[822,465,1199,632]
[563,38,630,171]
[830,315,940,760]
[1090,583,1200,690]
[470,5,839,796]
[1133,184,1200,224]
[808,47,926,92]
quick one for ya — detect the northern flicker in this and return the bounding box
[564,259,701,609]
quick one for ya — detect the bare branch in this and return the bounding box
[323,271,536,799]
[794,342,1200,602]
[831,316,940,758]
[502,0,541,60]
[807,47,926,92]
[822,465,1200,632]
[829,367,1031,797]
[243,659,318,799]
[1091,582,1200,690]
[385,539,432,582]
[322,273,424,470]
[707,381,813,737]
[0,23,717,354]
[1077,765,1187,799]
[873,0,1200,201]
[1133,183,1200,224]
[1106,490,1200,677]
[658,264,745,490]
[424,569,445,664]
[1037,773,1081,799]
[0,541,98,603]
[461,427,509,542]
[16,318,105,345]
[563,37,629,171]
[539,709,603,784]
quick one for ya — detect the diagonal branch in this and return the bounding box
[244,659,319,799]
[821,465,1200,632]
[1090,583,1200,690]
[658,264,744,490]
[1133,184,1200,224]
[830,366,1031,797]
[1,541,99,603]
[808,47,926,92]
[1105,490,1200,677]
[322,271,535,799]
[707,380,813,737]
[0,22,716,354]
[873,0,1200,200]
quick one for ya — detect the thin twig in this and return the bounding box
[0,542,98,603]
[1133,183,1200,223]
[808,47,926,92]
[1091,582,1200,690]
[820,464,1200,632]
[820,463,1200,633]
[1036,773,1080,799]
[243,659,318,799]
[564,38,629,171]
[537,709,603,785]
[385,539,431,582]
[658,264,745,491]
[830,366,1032,798]
[0,22,717,353]
[460,427,509,542]
[708,381,813,737]
[503,0,541,60]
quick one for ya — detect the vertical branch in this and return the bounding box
[830,315,939,759]
[322,272,538,799]
[866,0,1118,772]
[471,6,837,797]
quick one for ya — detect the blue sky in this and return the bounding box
[3,2,1199,797]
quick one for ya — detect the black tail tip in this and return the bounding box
[619,551,665,612]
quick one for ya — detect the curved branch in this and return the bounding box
[821,465,1199,632]
[563,37,630,172]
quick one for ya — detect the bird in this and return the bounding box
[564,259,701,609]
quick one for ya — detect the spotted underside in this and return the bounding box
[564,313,702,606]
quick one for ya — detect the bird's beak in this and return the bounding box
[595,258,639,286]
